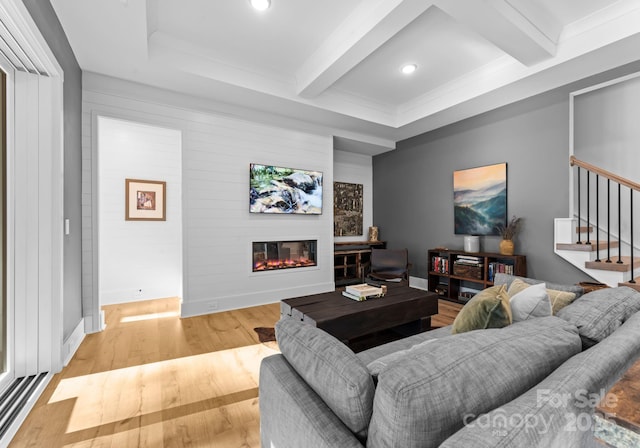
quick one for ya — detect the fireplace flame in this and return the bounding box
[254,258,316,271]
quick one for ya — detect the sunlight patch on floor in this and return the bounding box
[119,311,180,323]
[49,343,279,434]
[61,397,261,447]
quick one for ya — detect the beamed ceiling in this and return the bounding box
[52,0,640,154]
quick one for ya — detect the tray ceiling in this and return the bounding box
[51,0,640,154]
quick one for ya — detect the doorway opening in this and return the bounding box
[97,117,183,313]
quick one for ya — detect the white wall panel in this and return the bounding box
[82,74,334,325]
[97,117,182,305]
[181,114,334,316]
[572,73,640,248]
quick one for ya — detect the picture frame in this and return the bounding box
[333,181,363,236]
[125,178,166,221]
[453,162,507,235]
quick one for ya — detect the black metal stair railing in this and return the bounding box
[570,156,638,284]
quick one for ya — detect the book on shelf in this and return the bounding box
[456,255,482,262]
[344,283,384,300]
[488,262,514,281]
[454,255,483,266]
[431,256,449,274]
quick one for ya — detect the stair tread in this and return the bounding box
[585,256,640,272]
[575,226,594,233]
[556,241,619,252]
[619,278,640,292]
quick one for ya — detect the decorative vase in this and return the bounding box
[368,226,379,241]
[499,239,514,255]
[463,235,479,253]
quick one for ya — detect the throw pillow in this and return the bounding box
[275,318,375,437]
[509,282,552,322]
[495,274,585,298]
[452,284,512,334]
[557,286,640,348]
[507,278,576,314]
[547,289,577,314]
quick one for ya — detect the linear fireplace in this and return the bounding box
[253,240,317,272]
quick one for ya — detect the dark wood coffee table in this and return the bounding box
[280,284,438,348]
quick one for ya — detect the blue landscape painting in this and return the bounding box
[453,163,507,235]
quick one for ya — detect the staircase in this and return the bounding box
[554,156,640,292]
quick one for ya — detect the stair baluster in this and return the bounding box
[618,183,623,264]
[607,179,611,263]
[577,167,582,244]
[586,171,591,245]
[631,189,636,284]
[595,174,600,262]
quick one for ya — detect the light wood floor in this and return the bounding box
[10,295,460,448]
[10,298,281,448]
[432,299,463,328]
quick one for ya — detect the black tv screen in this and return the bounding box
[250,163,323,214]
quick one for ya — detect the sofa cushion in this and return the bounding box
[494,273,584,299]
[451,284,512,334]
[275,318,375,437]
[556,286,640,348]
[366,316,582,448]
[439,311,640,448]
[367,339,436,379]
[509,282,552,322]
[356,325,452,366]
[507,278,576,314]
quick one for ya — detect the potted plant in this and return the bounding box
[498,216,522,255]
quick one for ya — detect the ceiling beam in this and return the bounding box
[437,0,558,66]
[295,0,433,99]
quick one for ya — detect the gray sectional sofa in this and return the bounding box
[259,274,640,447]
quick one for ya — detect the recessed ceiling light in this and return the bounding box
[401,64,417,75]
[250,0,271,11]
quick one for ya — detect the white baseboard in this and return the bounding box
[0,372,54,448]
[181,282,335,318]
[63,318,86,366]
[409,276,428,291]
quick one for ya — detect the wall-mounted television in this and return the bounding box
[250,163,323,214]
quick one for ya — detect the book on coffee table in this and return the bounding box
[342,291,368,301]
[344,284,384,300]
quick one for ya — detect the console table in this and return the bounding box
[334,240,386,286]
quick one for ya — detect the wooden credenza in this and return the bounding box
[334,241,386,286]
[427,248,527,304]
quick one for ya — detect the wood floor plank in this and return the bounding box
[10,298,281,448]
[431,299,462,327]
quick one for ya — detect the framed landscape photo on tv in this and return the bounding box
[249,163,323,214]
[453,162,507,235]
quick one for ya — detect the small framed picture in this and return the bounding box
[125,179,166,221]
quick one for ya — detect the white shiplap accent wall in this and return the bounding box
[333,149,373,242]
[82,75,334,328]
[184,119,333,316]
[98,117,182,305]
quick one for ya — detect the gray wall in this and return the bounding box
[22,0,83,340]
[374,90,598,285]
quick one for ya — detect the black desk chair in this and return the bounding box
[366,248,410,284]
